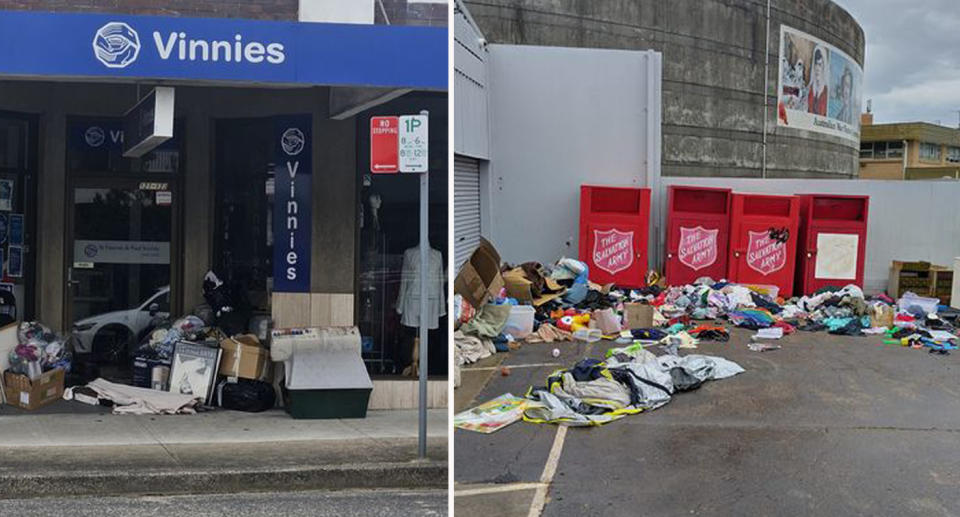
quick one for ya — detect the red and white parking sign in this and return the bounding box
[370,116,399,174]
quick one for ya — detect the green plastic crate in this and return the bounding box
[282,387,372,419]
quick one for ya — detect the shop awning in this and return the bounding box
[0,10,447,90]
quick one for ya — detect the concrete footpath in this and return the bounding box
[0,409,448,499]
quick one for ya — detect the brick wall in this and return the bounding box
[0,0,299,21]
[0,0,447,25]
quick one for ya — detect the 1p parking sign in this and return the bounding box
[399,114,428,173]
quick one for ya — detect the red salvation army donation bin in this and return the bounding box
[796,194,869,295]
[727,193,800,296]
[665,185,732,286]
[579,185,651,288]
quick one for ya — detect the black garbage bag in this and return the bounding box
[669,367,704,392]
[215,378,276,412]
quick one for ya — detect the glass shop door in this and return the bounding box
[66,177,177,378]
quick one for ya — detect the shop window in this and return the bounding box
[859,142,873,160]
[212,119,274,312]
[920,142,942,161]
[0,113,37,320]
[67,117,182,175]
[357,93,448,377]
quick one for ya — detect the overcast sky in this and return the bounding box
[837,0,960,127]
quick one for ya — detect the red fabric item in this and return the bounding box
[808,87,828,116]
[650,291,667,307]
[773,320,796,335]
[689,325,726,335]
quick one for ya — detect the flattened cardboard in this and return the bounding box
[624,303,654,330]
[455,238,505,308]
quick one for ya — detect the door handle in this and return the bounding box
[67,267,80,287]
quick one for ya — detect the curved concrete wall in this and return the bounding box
[464,0,865,178]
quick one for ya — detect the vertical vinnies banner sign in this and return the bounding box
[273,114,312,292]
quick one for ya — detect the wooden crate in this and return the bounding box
[888,261,954,305]
[931,266,953,306]
[888,261,932,299]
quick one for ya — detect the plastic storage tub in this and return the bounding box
[502,305,535,338]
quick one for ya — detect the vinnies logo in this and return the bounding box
[281,128,305,156]
[93,22,141,68]
[92,21,287,69]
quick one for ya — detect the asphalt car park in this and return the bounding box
[454,328,960,517]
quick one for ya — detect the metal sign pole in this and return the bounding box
[418,109,430,459]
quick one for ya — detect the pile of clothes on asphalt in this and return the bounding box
[523,350,744,426]
[453,255,960,388]
[454,341,745,430]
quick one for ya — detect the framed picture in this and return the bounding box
[168,341,221,405]
[0,180,12,211]
[7,246,22,278]
[9,214,22,245]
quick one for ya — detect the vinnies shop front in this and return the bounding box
[0,9,449,419]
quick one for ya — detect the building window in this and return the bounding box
[0,114,37,320]
[861,141,904,160]
[357,93,448,377]
[213,118,274,314]
[886,141,904,159]
[947,146,960,163]
[920,142,942,161]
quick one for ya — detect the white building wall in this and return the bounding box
[453,1,490,160]
[486,44,662,265]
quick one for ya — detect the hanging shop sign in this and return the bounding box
[272,114,312,293]
[370,116,399,174]
[0,10,447,89]
[123,86,175,158]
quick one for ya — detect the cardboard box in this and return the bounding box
[455,238,505,309]
[220,335,268,380]
[3,368,65,410]
[503,268,564,307]
[623,303,654,330]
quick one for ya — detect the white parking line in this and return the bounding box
[527,425,568,517]
[454,482,544,497]
[466,362,563,371]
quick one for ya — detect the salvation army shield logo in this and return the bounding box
[592,229,634,275]
[746,230,787,275]
[678,226,718,271]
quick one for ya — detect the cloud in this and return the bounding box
[836,0,960,126]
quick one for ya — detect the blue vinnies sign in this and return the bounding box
[0,10,447,89]
[273,115,312,293]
